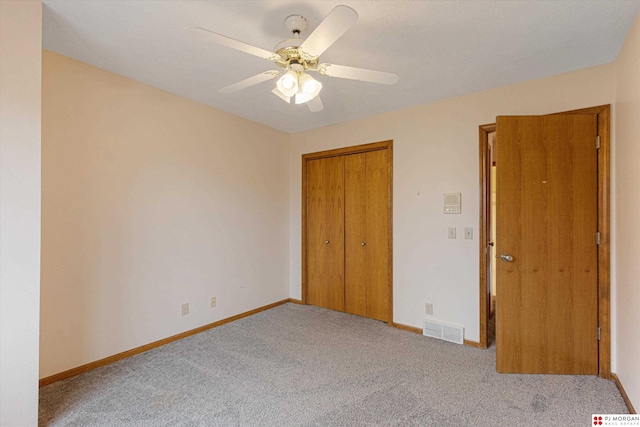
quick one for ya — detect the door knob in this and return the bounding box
[361,242,365,246]
[500,254,514,262]
[325,240,329,244]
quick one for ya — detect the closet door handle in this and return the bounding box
[361,242,366,246]
[325,240,329,244]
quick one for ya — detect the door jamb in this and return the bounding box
[478,123,496,349]
[301,140,394,324]
[478,105,611,378]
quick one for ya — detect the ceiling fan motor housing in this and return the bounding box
[273,46,318,71]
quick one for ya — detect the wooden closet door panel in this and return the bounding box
[307,156,345,312]
[365,150,390,322]
[345,153,367,316]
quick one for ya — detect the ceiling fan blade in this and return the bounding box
[306,95,324,113]
[300,5,358,57]
[219,71,280,94]
[194,27,280,61]
[318,63,399,85]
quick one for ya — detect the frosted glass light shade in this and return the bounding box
[298,73,322,100]
[295,92,313,104]
[272,87,291,103]
[276,71,299,97]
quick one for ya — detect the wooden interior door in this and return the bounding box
[496,114,598,374]
[307,156,345,312]
[345,150,390,322]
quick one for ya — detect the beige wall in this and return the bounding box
[289,64,615,343]
[0,0,42,425]
[614,12,640,410]
[40,51,290,378]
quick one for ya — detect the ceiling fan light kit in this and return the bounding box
[274,71,323,105]
[197,5,399,112]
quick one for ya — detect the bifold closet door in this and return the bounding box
[345,150,389,322]
[307,156,345,312]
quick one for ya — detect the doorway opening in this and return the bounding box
[487,130,497,347]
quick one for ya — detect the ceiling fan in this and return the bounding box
[195,5,399,112]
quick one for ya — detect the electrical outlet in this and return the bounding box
[181,303,189,316]
[210,297,216,308]
[425,303,433,315]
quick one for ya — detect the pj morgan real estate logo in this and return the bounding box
[592,414,640,426]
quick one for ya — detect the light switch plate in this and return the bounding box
[464,227,473,240]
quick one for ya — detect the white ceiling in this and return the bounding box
[42,0,640,134]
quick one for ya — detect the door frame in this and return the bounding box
[302,140,394,324]
[478,105,611,378]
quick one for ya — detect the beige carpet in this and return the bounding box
[39,303,628,426]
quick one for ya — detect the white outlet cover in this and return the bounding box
[425,303,434,315]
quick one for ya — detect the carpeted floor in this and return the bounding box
[39,303,628,426]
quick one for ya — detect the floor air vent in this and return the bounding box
[423,319,464,344]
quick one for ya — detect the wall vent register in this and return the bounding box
[423,319,464,344]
